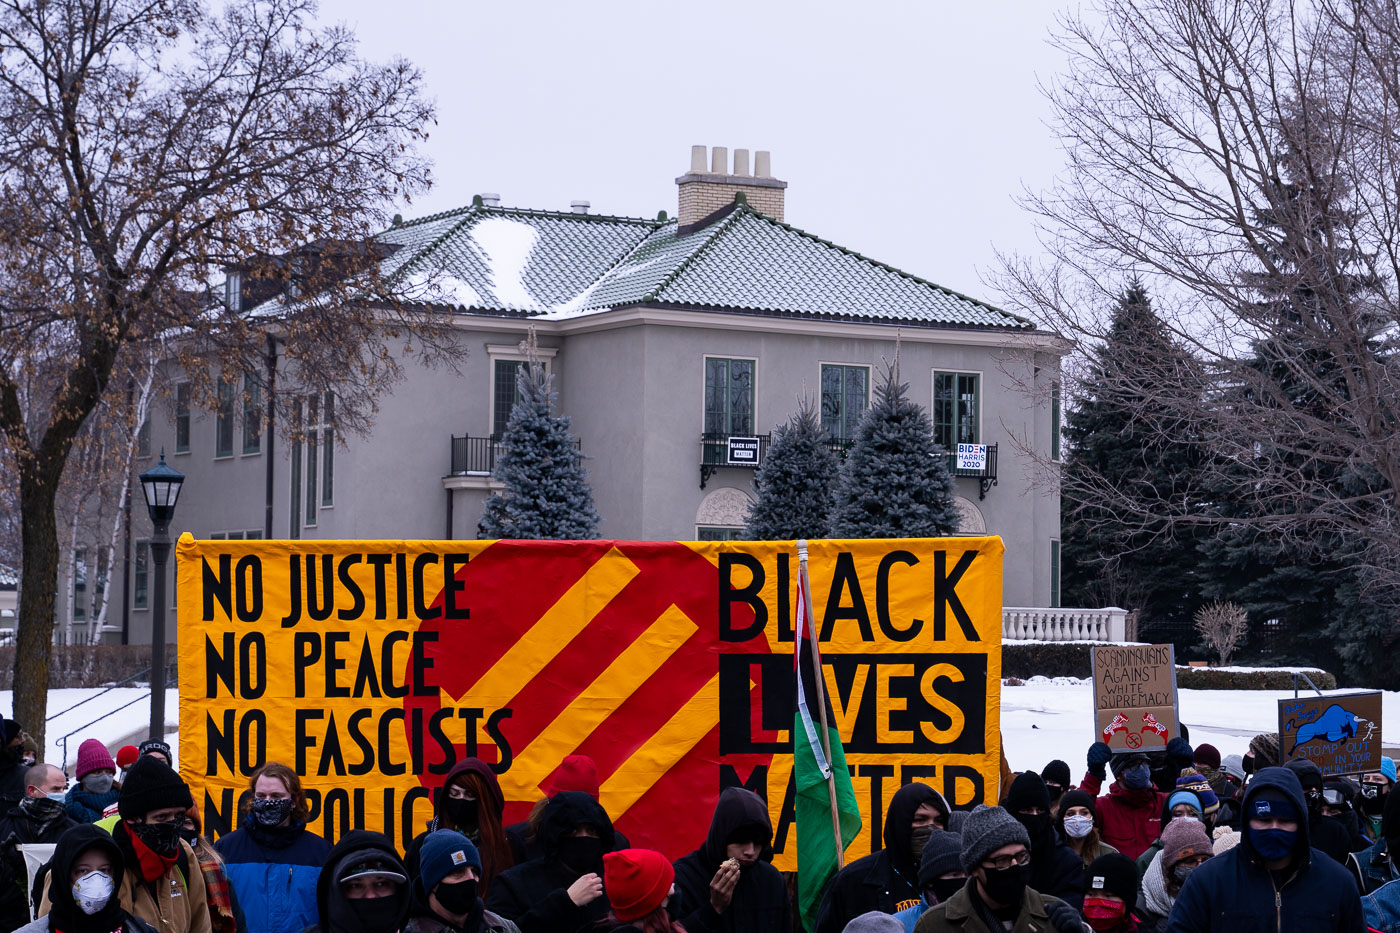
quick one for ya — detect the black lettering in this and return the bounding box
[337,555,365,621]
[346,709,376,776]
[410,708,425,775]
[239,633,266,699]
[324,631,350,698]
[486,708,514,773]
[395,553,408,618]
[412,631,438,696]
[235,556,262,622]
[876,551,922,641]
[381,632,410,699]
[942,765,985,808]
[934,551,979,641]
[860,764,896,851]
[203,789,236,841]
[322,788,350,839]
[352,639,382,699]
[719,553,766,641]
[378,710,406,776]
[296,709,324,774]
[427,708,456,775]
[719,763,768,798]
[772,768,796,856]
[776,553,794,642]
[414,553,440,620]
[317,712,346,776]
[281,554,302,627]
[206,633,235,699]
[457,709,482,759]
[820,552,874,642]
[444,553,470,620]
[207,711,235,774]
[294,632,321,698]
[307,554,334,622]
[238,710,266,775]
[203,555,233,622]
[367,554,392,620]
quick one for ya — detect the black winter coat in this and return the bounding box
[1165,767,1365,933]
[1025,833,1087,911]
[814,783,949,933]
[673,787,788,933]
[0,800,79,933]
[485,792,615,933]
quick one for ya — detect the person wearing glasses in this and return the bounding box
[911,805,1084,933]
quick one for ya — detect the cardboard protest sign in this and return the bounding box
[1091,644,1178,753]
[1278,691,1382,775]
[177,535,1004,866]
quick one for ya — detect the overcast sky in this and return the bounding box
[327,1,1076,303]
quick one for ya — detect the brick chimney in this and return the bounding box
[676,145,786,229]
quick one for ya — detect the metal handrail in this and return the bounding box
[49,661,177,771]
[56,693,157,772]
[47,666,158,721]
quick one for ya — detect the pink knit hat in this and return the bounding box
[75,738,116,779]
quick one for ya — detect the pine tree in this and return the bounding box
[831,363,959,538]
[745,398,839,540]
[1060,281,1210,643]
[478,360,600,539]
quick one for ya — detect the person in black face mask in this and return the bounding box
[0,764,80,932]
[1004,772,1086,910]
[911,805,1083,933]
[486,791,614,933]
[0,719,30,810]
[308,832,410,933]
[406,760,514,900]
[1041,761,1071,817]
[405,831,519,933]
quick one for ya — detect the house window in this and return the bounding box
[1051,382,1062,462]
[94,547,108,622]
[243,374,262,454]
[697,526,745,541]
[225,272,242,312]
[133,541,149,609]
[137,417,151,458]
[492,360,526,437]
[704,357,755,437]
[72,549,87,621]
[820,364,869,443]
[933,371,979,449]
[305,395,319,526]
[320,393,335,507]
[175,382,191,453]
[290,398,302,539]
[1050,540,1062,609]
[216,378,235,457]
[244,529,264,540]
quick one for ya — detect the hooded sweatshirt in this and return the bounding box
[0,796,81,932]
[17,823,156,933]
[1164,766,1364,932]
[814,783,949,933]
[309,830,411,933]
[486,792,615,933]
[406,760,511,893]
[673,787,790,933]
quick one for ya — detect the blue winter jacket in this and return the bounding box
[213,820,331,933]
[1364,877,1400,932]
[1166,766,1364,933]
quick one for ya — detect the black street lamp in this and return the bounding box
[139,451,184,742]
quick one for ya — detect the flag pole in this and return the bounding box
[798,539,845,869]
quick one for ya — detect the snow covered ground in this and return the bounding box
[1002,676,1400,773]
[9,677,1400,778]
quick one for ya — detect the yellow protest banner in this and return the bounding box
[177,535,1003,867]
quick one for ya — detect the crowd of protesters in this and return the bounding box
[6,719,1400,933]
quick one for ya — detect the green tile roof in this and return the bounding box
[380,199,1030,329]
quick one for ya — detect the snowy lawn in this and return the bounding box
[1002,676,1400,773]
[0,687,179,773]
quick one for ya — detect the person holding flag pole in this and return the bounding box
[794,540,863,932]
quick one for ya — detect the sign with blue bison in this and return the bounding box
[1278,691,1382,775]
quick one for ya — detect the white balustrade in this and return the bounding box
[1002,607,1128,643]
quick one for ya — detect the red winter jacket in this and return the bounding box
[1077,771,1165,861]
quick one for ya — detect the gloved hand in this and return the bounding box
[1166,736,1194,771]
[1087,741,1113,780]
[1045,897,1089,933]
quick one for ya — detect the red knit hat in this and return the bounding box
[549,754,600,799]
[116,745,139,770]
[603,849,674,922]
[75,739,116,780]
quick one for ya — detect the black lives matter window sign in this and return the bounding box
[727,436,760,465]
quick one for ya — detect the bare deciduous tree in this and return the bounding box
[1194,599,1249,665]
[0,0,445,749]
[996,0,1400,617]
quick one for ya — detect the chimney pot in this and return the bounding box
[755,151,771,178]
[570,200,590,214]
[690,145,707,173]
[479,193,501,207]
[733,148,750,176]
[711,146,728,175]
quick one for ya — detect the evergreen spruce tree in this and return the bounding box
[1060,281,1210,644]
[745,398,839,540]
[477,359,601,539]
[831,363,959,538]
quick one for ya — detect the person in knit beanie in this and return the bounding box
[405,830,519,933]
[1174,770,1220,823]
[843,913,903,933]
[1041,760,1072,813]
[1003,772,1087,909]
[912,806,1084,933]
[1247,733,1280,773]
[892,830,964,931]
[1082,852,1140,932]
[600,848,679,933]
[1137,817,1212,930]
[66,739,120,822]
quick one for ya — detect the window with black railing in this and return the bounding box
[451,434,580,476]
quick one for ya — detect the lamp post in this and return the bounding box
[139,451,184,742]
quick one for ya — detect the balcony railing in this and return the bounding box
[700,433,771,488]
[826,439,999,500]
[1003,607,1129,643]
[450,434,580,476]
